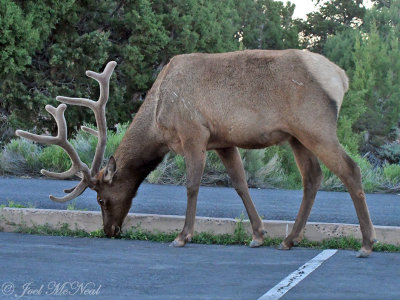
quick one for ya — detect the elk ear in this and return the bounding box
[103,156,117,184]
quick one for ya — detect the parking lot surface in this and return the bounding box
[1,233,399,299]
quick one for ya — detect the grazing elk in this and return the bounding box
[17,49,377,257]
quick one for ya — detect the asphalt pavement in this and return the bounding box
[1,233,399,300]
[1,177,400,226]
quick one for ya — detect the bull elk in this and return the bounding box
[16,49,377,257]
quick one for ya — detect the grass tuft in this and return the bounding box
[0,200,34,209]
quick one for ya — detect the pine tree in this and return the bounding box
[298,0,366,53]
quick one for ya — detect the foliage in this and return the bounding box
[297,0,366,52]
[66,201,88,211]
[0,138,41,175]
[3,129,400,193]
[2,0,400,195]
[147,146,301,189]
[0,123,128,175]
[0,0,249,144]
[38,145,71,173]
[0,199,33,209]
[0,0,38,75]
[0,0,306,145]
[320,147,385,193]
[236,0,299,50]
[378,143,400,164]
[351,23,400,147]
[323,1,400,152]
[383,163,400,185]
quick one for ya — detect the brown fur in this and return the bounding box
[96,49,376,255]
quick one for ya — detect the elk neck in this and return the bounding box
[112,98,169,188]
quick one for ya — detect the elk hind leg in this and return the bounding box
[216,147,264,247]
[300,137,376,257]
[278,138,322,250]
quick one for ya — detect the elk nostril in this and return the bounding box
[105,225,120,237]
[105,229,112,238]
[110,224,116,237]
[115,226,121,236]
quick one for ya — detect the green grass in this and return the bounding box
[10,222,400,253]
[0,200,34,209]
[66,201,88,211]
[16,223,105,238]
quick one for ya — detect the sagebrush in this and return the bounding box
[3,123,400,192]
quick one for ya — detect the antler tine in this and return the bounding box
[86,61,117,106]
[56,61,117,175]
[49,181,88,203]
[16,104,91,182]
[15,104,63,145]
[55,61,116,110]
[41,166,81,180]
[15,130,58,145]
[81,126,98,137]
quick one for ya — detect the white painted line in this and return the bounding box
[258,249,338,300]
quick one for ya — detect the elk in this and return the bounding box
[16,49,377,257]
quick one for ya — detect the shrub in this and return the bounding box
[337,116,362,156]
[352,153,383,193]
[2,123,400,194]
[202,151,230,185]
[147,153,187,185]
[1,123,129,176]
[257,153,288,188]
[259,145,302,189]
[241,149,265,186]
[104,123,129,160]
[320,148,383,193]
[377,142,400,164]
[383,164,400,185]
[70,123,129,168]
[0,138,41,175]
[38,145,71,173]
[71,130,97,168]
[320,163,344,191]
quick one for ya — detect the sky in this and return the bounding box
[286,0,374,19]
[288,0,317,19]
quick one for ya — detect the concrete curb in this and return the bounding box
[1,207,399,245]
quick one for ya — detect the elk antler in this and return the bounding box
[16,61,117,202]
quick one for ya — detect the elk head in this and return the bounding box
[16,61,130,237]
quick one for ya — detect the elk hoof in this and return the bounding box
[277,242,291,250]
[356,248,371,258]
[169,239,186,247]
[249,239,263,248]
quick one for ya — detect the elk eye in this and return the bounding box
[97,198,104,206]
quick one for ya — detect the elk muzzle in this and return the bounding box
[104,224,121,238]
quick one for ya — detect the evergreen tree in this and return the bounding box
[236,0,299,50]
[353,23,400,147]
[298,0,366,53]
[324,29,365,153]
[0,0,241,141]
[325,14,400,151]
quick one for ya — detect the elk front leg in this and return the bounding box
[170,136,207,247]
[279,138,322,250]
[216,147,264,247]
